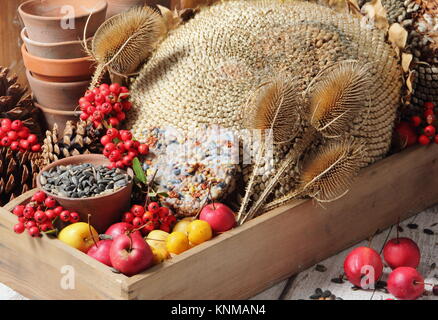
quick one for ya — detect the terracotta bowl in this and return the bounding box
[21,28,92,60]
[22,44,94,82]
[27,70,89,111]
[36,154,134,233]
[34,102,79,132]
[18,0,107,43]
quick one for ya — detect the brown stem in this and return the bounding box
[144,184,150,210]
[42,229,58,235]
[102,120,110,130]
[396,217,400,244]
[130,221,154,234]
[208,183,216,211]
[144,169,158,210]
[128,233,133,252]
[88,214,98,248]
[194,182,212,219]
[144,237,166,242]
[194,181,216,219]
[414,281,434,286]
[368,230,377,248]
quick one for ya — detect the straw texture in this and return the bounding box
[127,0,402,216]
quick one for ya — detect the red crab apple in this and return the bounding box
[343,247,383,288]
[383,237,421,269]
[105,222,140,239]
[387,267,425,300]
[395,121,417,147]
[199,203,235,233]
[109,232,153,276]
[87,240,113,267]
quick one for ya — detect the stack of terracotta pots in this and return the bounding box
[18,0,108,132]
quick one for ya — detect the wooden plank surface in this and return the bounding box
[249,207,438,301]
[0,0,27,84]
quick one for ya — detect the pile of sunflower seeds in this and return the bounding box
[309,288,342,300]
[39,164,131,198]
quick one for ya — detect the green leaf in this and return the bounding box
[157,192,169,198]
[119,92,130,100]
[132,157,147,185]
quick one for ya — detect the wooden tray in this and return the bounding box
[1,145,438,300]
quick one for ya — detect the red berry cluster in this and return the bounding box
[0,118,41,152]
[79,83,131,128]
[101,128,149,169]
[12,191,80,237]
[122,202,176,234]
[410,102,438,146]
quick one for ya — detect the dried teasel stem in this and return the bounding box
[90,64,107,90]
[237,77,303,222]
[240,60,371,224]
[263,139,365,212]
[239,126,317,225]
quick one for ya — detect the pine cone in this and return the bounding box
[0,147,42,206]
[0,66,45,138]
[42,121,103,165]
[375,0,438,118]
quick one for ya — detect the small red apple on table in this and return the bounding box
[343,246,383,288]
[387,267,425,300]
[383,237,421,269]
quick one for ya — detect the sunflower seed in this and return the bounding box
[322,290,331,298]
[331,277,344,284]
[315,264,327,272]
[309,293,321,300]
[40,163,130,199]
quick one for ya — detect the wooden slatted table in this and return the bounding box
[1,205,436,300]
[251,206,438,300]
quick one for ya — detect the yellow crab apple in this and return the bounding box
[58,222,99,252]
[172,217,193,235]
[146,230,170,264]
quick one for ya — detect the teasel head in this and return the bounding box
[89,6,167,87]
[296,139,365,202]
[307,60,372,138]
[237,75,305,221]
[243,76,304,145]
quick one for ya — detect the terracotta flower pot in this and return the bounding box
[36,154,134,233]
[21,28,92,60]
[22,44,95,82]
[18,0,107,43]
[34,102,79,132]
[26,70,89,111]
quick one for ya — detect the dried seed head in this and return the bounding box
[90,6,166,86]
[243,76,303,144]
[308,60,371,137]
[298,139,365,201]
